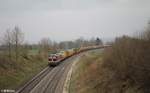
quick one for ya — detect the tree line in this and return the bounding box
[0,27,24,61]
[0,26,103,62]
[101,22,150,93]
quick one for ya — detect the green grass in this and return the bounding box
[0,54,48,90]
[28,49,40,55]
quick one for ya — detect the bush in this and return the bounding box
[103,30,150,92]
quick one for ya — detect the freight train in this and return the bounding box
[48,45,109,67]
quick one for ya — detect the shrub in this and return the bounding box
[103,30,150,93]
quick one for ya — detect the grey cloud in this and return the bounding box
[0,0,150,43]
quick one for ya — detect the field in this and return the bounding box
[0,49,48,90]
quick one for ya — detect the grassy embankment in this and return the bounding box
[0,49,48,90]
[70,49,104,93]
[70,33,150,93]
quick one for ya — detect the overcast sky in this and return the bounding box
[0,0,150,43]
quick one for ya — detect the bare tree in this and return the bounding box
[51,41,59,53]
[39,38,53,55]
[3,29,12,59]
[12,26,24,61]
[75,37,85,47]
[144,22,150,41]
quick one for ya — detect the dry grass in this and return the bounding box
[69,28,150,93]
[69,49,104,93]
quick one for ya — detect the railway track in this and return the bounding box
[15,67,53,93]
[15,55,76,93]
[29,55,76,93]
[45,57,74,93]
[15,47,107,93]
